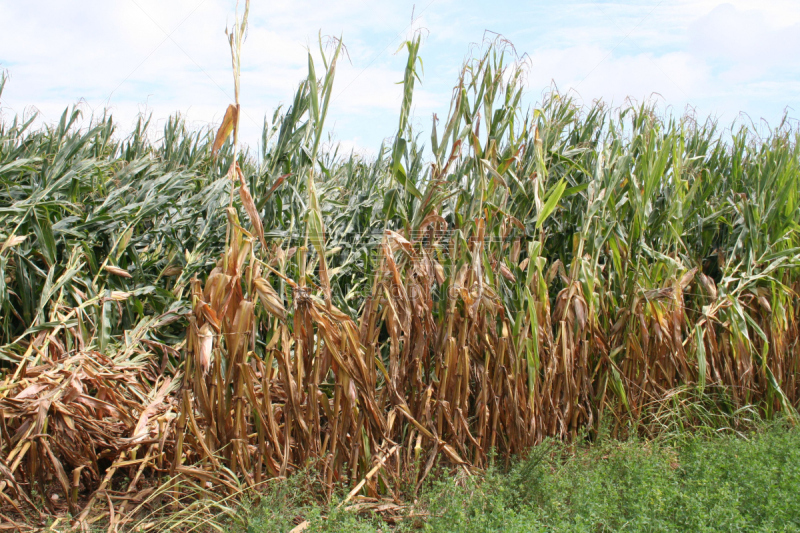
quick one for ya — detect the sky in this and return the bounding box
[1,0,799,157]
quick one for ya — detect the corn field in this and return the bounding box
[1,18,800,528]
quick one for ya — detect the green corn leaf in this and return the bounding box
[536,178,567,229]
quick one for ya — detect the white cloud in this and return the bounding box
[523,46,709,109]
[0,0,422,148]
[690,3,800,82]
[0,0,798,154]
[512,2,800,127]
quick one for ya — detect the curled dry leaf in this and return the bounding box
[198,323,214,374]
[385,230,412,253]
[265,173,291,200]
[162,265,183,277]
[433,261,445,285]
[104,265,132,278]
[679,267,697,290]
[1,234,26,253]
[253,276,286,319]
[109,291,132,301]
[212,104,239,156]
[498,262,516,282]
[698,273,717,300]
[289,521,309,533]
[236,165,267,249]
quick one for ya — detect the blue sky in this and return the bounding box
[1,0,799,156]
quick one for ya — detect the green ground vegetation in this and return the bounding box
[241,420,800,533]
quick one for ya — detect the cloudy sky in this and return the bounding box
[1,0,798,155]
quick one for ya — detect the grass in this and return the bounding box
[237,420,800,533]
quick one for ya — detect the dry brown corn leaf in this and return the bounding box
[212,104,238,156]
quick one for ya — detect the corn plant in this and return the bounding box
[0,22,799,527]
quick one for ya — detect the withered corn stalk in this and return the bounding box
[1,17,800,527]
